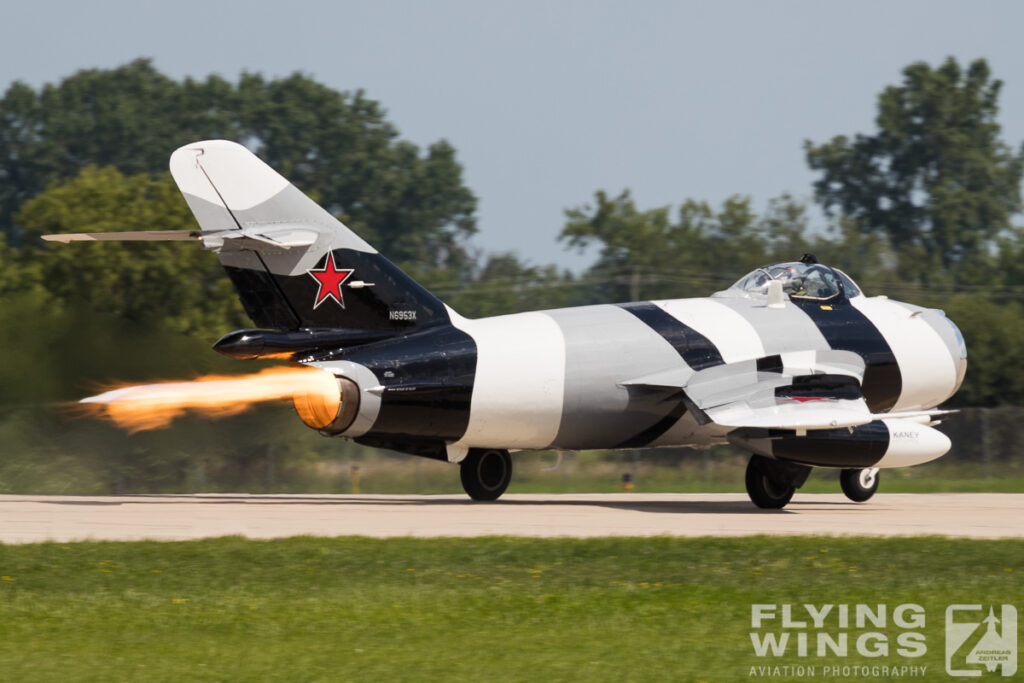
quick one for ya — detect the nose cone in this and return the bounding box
[923,310,967,397]
[946,317,968,393]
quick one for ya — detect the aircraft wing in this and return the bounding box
[622,350,879,434]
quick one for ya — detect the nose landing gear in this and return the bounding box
[840,467,880,502]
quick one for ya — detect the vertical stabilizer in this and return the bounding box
[169,140,449,333]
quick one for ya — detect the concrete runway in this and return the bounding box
[1,493,1022,543]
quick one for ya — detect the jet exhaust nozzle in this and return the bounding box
[293,376,360,434]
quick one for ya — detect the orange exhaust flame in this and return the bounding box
[80,366,340,432]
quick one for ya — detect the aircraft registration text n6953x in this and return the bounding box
[47,140,967,508]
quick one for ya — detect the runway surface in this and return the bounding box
[1,493,1022,543]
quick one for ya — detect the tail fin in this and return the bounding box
[167,140,448,332]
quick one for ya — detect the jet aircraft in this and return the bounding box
[45,140,967,508]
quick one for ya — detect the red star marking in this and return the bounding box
[307,253,354,309]
[786,396,828,403]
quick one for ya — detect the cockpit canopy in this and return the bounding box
[719,260,862,301]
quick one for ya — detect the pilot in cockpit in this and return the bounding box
[718,256,855,302]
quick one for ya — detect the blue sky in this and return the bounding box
[3,1,1022,269]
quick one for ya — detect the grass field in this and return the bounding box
[1,536,1021,681]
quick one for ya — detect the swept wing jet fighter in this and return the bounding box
[46,140,967,508]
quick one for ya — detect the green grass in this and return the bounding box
[1,536,1021,681]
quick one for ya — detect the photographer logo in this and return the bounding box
[946,605,1017,677]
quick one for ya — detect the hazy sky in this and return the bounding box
[3,1,1022,269]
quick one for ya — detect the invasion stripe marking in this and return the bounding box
[548,305,688,450]
[794,301,901,412]
[616,402,688,449]
[620,302,725,370]
[855,298,958,411]
[658,298,766,363]
[756,354,784,373]
[615,302,726,447]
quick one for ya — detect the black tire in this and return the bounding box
[840,468,879,502]
[745,455,796,509]
[460,449,512,501]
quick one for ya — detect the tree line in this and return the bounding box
[1,57,1022,408]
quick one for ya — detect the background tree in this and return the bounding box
[805,57,1024,285]
[560,190,793,302]
[14,167,245,339]
[0,60,476,269]
[443,253,575,318]
[940,295,1024,406]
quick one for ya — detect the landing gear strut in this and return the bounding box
[745,455,811,509]
[840,468,879,502]
[460,448,512,501]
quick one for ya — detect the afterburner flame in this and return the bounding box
[81,366,340,432]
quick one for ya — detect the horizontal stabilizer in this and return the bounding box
[231,225,319,248]
[42,225,319,249]
[42,230,201,243]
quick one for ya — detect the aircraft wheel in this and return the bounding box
[460,449,512,501]
[840,468,879,502]
[745,455,796,509]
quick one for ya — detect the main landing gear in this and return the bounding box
[744,455,881,508]
[460,448,512,501]
[840,467,880,502]
[745,455,811,509]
